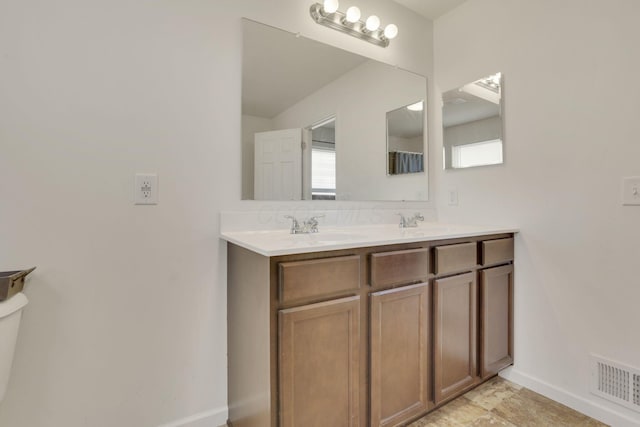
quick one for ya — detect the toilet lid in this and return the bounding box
[0,293,28,319]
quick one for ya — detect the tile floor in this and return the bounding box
[407,377,608,427]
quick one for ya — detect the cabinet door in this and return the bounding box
[433,272,478,404]
[480,264,514,379]
[279,296,360,427]
[370,282,430,427]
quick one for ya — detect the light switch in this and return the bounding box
[448,189,458,206]
[622,177,640,206]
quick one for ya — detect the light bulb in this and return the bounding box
[384,24,398,39]
[365,15,380,31]
[407,101,424,111]
[345,6,361,23]
[323,0,339,14]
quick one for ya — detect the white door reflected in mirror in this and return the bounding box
[254,128,302,200]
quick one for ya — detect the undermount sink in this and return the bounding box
[304,232,367,241]
[399,226,451,236]
[287,231,368,243]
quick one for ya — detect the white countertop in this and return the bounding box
[220,223,518,256]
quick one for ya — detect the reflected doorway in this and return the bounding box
[305,117,336,200]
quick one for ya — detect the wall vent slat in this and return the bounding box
[591,354,640,413]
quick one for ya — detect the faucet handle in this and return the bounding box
[306,214,324,232]
[283,215,299,233]
[414,212,424,221]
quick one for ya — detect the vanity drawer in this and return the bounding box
[279,255,361,304]
[370,248,430,287]
[434,242,477,275]
[481,238,514,266]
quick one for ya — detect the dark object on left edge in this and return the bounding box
[0,267,36,301]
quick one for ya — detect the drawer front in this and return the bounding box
[434,242,477,275]
[370,248,430,288]
[481,238,514,266]
[279,255,361,304]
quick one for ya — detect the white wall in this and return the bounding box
[389,135,423,153]
[0,0,433,426]
[443,115,501,148]
[434,1,640,425]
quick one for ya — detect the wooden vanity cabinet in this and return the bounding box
[277,255,364,427]
[479,238,514,380]
[369,247,431,427]
[227,233,514,427]
[279,296,361,427]
[432,242,480,405]
[370,282,430,427]
[433,272,479,404]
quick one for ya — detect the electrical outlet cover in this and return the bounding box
[135,173,158,205]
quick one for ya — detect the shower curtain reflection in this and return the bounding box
[389,151,424,174]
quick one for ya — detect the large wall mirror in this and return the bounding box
[242,19,428,201]
[442,73,503,169]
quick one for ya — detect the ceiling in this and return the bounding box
[391,0,468,20]
[442,89,499,128]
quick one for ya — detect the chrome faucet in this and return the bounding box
[284,215,325,234]
[397,212,424,228]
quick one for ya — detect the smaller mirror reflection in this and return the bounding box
[387,100,425,175]
[443,73,503,170]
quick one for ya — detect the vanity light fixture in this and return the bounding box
[309,1,398,48]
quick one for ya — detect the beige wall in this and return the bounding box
[434,1,640,425]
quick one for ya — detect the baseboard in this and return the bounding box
[156,406,229,427]
[500,368,640,427]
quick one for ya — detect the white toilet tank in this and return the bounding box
[0,292,28,403]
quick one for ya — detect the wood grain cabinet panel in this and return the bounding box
[279,255,360,304]
[433,272,478,404]
[434,243,477,276]
[227,233,515,427]
[370,248,429,288]
[480,264,514,379]
[370,282,430,427]
[279,296,360,427]
[481,238,514,266]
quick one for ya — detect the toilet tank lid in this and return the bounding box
[0,293,28,319]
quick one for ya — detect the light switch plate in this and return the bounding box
[448,189,458,206]
[622,177,640,206]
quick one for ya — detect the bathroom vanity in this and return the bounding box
[222,224,516,427]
